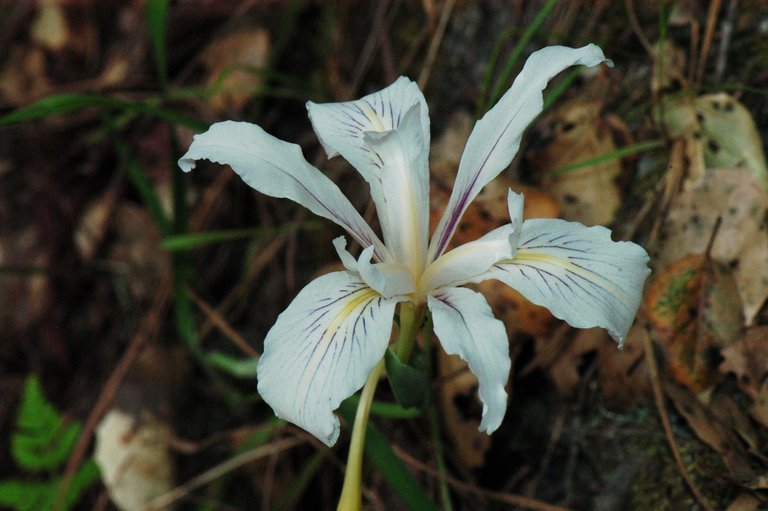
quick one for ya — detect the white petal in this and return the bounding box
[418,224,515,294]
[480,219,651,346]
[362,104,430,275]
[178,121,391,262]
[256,271,403,446]
[428,44,611,261]
[306,76,430,189]
[334,237,416,298]
[428,287,510,433]
[418,190,523,294]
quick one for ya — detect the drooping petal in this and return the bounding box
[428,45,611,261]
[363,105,430,276]
[178,121,391,262]
[479,218,651,346]
[333,237,416,298]
[256,271,404,446]
[428,287,510,433]
[306,76,430,189]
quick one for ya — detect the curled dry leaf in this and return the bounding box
[94,409,175,511]
[203,28,271,113]
[655,167,768,325]
[527,98,622,226]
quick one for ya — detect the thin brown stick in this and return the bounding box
[418,0,456,89]
[623,0,657,61]
[188,289,259,358]
[55,284,172,510]
[135,436,305,511]
[641,331,716,511]
[393,446,575,511]
[696,0,723,85]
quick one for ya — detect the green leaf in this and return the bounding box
[478,0,558,114]
[0,93,206,130]
[0,461,100,511]
[338,401,438,511]
[207,351,259,379]
[385,349,428,409]
[12,377,81,471]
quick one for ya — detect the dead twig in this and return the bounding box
[188,289,259,358]
[136,436,305,511]
[418,0,456,89]
[393,445,576,511]
[641,330,716,511]
[696,0,723,85]
[55,284,172,510]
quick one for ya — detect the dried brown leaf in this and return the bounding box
[529,98,622,225]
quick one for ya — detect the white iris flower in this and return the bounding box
[179,44,651,447]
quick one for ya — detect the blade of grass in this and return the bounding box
[0,93,206,131]
[480,0,558,114]
[338,401,438,511]
[541,66,584,111]
[546,139,664,176]
[146,0,170,91]
[102,113,171,234]
[343,395,422,420]
[161,222,320,251]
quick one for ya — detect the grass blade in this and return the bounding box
[547,139,664,176]
[0,93,206,131]
[146,0,170,90]
[480,0,558,114]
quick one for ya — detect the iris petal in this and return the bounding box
[428,287,511,433]
[256,271,404,446]
[178,121,390,262]
[428,44,611,262]
[478,219,651,345]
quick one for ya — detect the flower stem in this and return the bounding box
[337,301,423,511]
[337,358,384,511]
[394,301,425,363]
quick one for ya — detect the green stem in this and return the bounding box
[394,302,425,363]
[337,359,384,511]
[337,301,423,511]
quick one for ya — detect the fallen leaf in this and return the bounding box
[528,98,622,226]
[94,409,175,511]
[597,325,651,407]
[655,167,768,324]
[665,383,754,476]
[720,327,768,429]
[108,204,171,302]
[660,93,768,186]
[203,28,271,113]
[31,0,69,52]
[725,493,763,511]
